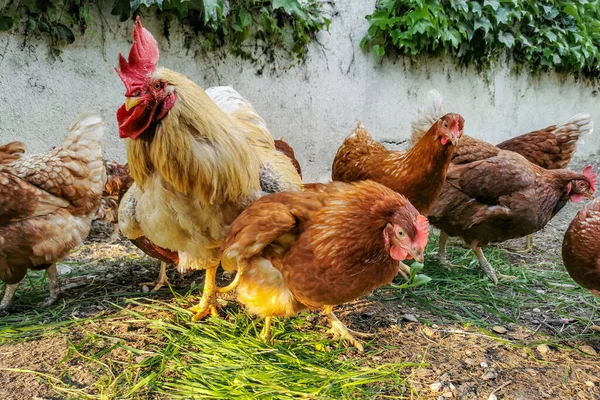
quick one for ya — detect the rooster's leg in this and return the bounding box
[188,266,220,321]
[323,306,374,352]
[259,316,273,342]
[0,282,20,312]
[139,262,170,291]
[41,264,61,307]
[435,231,455,270]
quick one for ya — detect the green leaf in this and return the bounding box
[0,16,13,31]
[545,31,557,42]
[272,0,306,18]
[372,44,385,56]
[239,8,252,28]
[411,274,432,287]
[483,0,499,11]
[110,0,131,21]
[54,23,75,44]
[498,31,514,48]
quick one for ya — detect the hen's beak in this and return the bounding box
[408,247,425,264]
[586,192,595,200]
[125,97,142,111]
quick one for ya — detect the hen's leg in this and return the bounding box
[188,266,220,321]
[471,244,517,283]
[217,259,246,293]
[0,283,20,312]
[517,234,534,253]
[139,262,170,291]
[435,231,455,270]
[41,264,60,307]
[324,306,374,352]
[108,223,121,243]
[259,316,273,342]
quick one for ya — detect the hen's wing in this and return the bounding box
[0,142,27,164]
[496,114,592,170]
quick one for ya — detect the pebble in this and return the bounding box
[537,344,550,354]
[579,345,598,356]
[536,290,545,294]
[481,371,498,381]
[402,314,418,323]
[142,285,150,293]
[480,362,489,368]
[591,325,600,332]
[532,308,541,313]
[464,357,476,366]
[58,266,73,275]
[585,381,595,388]
[106,273,115,280]
[442,392,453,398]
[492,326,507,334]
[430,382,442,391]
[135,355,146,364]
[488,394,498,400]
[423,327,435,337]
[465,350,472,356]
[447,383,456,391]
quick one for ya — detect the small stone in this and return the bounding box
[447,383,456,391]
[465,350,472,356]
[537,344,550,354]
[481,371,498,381]
[464,358,476,366]
[106,273,115,280]
[135,355,146,364]
[526,368,537,376]
[579,345,597,356]
[403,314,418,323]
[142,285,150,293]
[423,327,435,337]
[373,356,382,361]
[480,362,489,368]
[532,308,541,313]
[535,290,545,294]
[488,394,498,400]
[585,381,595,388]
[442,392,453,398]
[430,382,443,391]
[591,325,600,332]
[492,326,507,334]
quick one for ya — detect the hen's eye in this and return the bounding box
[397,230,404,237]
[443,121,448,128]
[154,82,162,90]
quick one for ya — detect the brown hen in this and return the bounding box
[562,197,600,296]
[332,113,463,216]
[274,138,302,178]
[0,113,105,311]
[221,180,429,351]
[94,161,133,241]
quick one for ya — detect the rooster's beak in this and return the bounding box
[125,97,142,111]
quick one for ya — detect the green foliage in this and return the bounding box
[0,0,330,65]
[361,0,600,78]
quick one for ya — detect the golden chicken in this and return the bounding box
[221,180,429,351]
[115,17,301,320]
[0,113,106,311]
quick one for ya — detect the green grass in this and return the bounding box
[1,233,599,398]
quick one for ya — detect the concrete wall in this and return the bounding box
[1,1,599,182]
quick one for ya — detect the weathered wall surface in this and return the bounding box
[1,1,599,182]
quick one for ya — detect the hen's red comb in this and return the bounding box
[414,214,429,251]
[583,166,597,192]
[115,16,159,92]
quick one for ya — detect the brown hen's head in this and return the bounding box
[383,211,429,263]
[115,17,177,140]
[568,166,597,202]
[430,113,464,147]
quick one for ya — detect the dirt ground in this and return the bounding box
[1,158,600,399]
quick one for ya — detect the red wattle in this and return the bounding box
[390,245,408,261]
[441,136,449,145]
[116,103,154,140]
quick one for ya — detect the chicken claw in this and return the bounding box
[188,267,220,321]
[516,234,535,253]
[435,231,456,270]
[41,264,61,307]
[0,282,20,313]
[471,245,499,284]
[139,262,170,291]
[323,306,374,352]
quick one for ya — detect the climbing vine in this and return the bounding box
[361,0,600,79]
[0,0,330,66]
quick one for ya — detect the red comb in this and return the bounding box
[583,166,597,192]
[414,214,429,251]
[115,16,159,92]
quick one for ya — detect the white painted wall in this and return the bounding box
[1,1,599,182]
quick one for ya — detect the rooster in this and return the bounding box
[221,180,429,351]
[331,112,463,216]
[0,113,105,311]
[562,197,600,297]
[115,17,302,320]
[413,91,597,283]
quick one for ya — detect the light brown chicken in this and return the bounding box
[331,111,463,216]
[562,197,600,296]
[0,113,106,311]
[116,18,301,320]
[221,180,429,351]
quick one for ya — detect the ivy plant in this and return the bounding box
[361,0,600,78]
[0,0,330,67]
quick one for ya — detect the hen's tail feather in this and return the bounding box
[410,90,445,146]
[555,113,593,146]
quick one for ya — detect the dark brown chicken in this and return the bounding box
[221,180,429,351]
[94,161,133,241]
[562,197,600,296]
[274,138,302,178]
[332,113,463,216]
[429,133,597,283]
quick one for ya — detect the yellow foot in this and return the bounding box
[188,297,220,321]
[327,318,374,352]
[498,273,517,281]
[259,316,273,343]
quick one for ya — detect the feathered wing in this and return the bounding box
[496,113,593,169]
[410,89,446,145]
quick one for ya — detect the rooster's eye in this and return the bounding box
[133,90,141,97]
[155,82,162,90]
